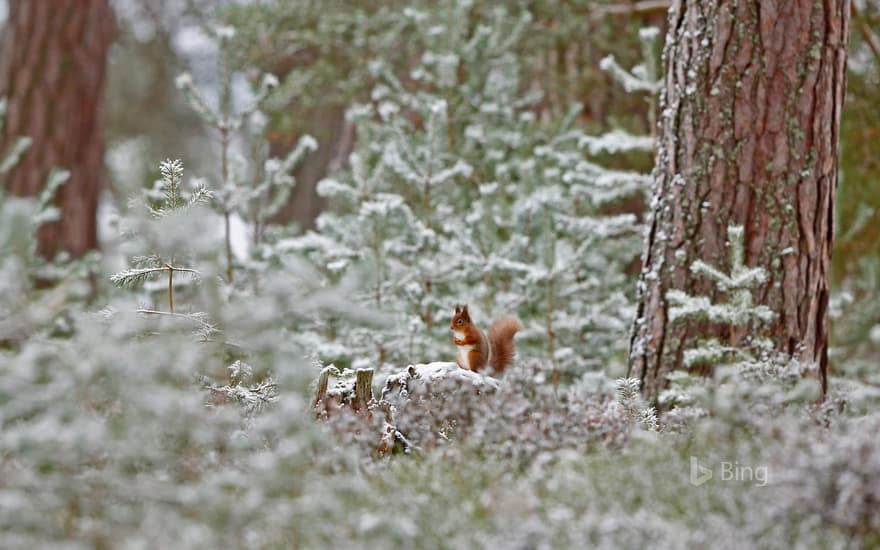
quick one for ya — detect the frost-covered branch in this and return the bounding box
[599,55,661,94]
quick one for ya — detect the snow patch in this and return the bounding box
[382,362,500,400]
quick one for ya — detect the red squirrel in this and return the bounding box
[450,304,522,374]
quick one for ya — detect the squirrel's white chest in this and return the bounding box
[456,344,475,370]
[453,330,475,370]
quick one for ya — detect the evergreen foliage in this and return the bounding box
[0,98,31,177]
[175,26,316,281]
[290,4,656,378]
[666,225,775,370]
[1,3,879,548]
[111,159,205,315]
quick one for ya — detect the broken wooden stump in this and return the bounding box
[312,366,375,414]
[312,366,332,408]
[352,369,373,412]
[312,366,414,456]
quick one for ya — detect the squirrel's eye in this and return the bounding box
[457,319,463,325]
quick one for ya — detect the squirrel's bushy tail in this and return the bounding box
[488,316,523,373]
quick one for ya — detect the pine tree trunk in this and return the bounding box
[0,0,114,260]
[629,0,850,399]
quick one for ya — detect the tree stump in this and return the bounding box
[312,367,374,413]
[352,369,373,412]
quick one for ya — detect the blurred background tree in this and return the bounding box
[0,0,113,261]
[831,0,880,376]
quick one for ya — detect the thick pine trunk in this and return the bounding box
[629,0,850,399]
[0,0,114,260]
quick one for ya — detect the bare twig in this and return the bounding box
[592,0,671,18]
[167,264,174,313]
[853,2,880,65]
[220,124,233,284]
[135,309,215,334]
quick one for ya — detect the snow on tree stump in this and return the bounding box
[380,362,500,402]
[312,367,374,414]
[379,362,501,450]
[311,366,415,456]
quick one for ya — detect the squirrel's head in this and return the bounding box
[450,304,471,330]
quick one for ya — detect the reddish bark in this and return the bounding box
[0,0,114,259]
[629,0,851,399]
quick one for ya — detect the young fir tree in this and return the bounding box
[175,25,316,283]
[111,159,209,329]
[665,225,775,371]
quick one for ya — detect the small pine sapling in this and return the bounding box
[662,225,787,412]
[666,225,775,369]
[111,159,208,320]
[615,377,658,431]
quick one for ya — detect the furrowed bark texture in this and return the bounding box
[0,0,114,259]
[629,0,850,399]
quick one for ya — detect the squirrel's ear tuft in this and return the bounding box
[454,304,460,313]
[463,304,469,312]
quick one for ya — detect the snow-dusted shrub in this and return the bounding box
[0,198,364,547]
[461,364,631,464]
[376,362,501,452]
[773,412,880,543]
[376,361,629,465]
